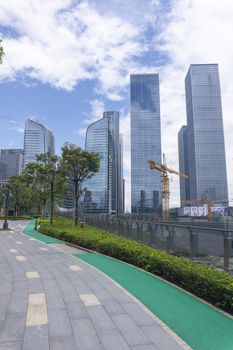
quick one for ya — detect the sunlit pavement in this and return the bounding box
[0,221,185,350]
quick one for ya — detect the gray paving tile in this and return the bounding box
[0,340,22,350]
[87,305,116,334]
[46,295,66,310]
[122,303,155,326]
[112,314,151,347]
[8,296,28,314]
[0,312,26,342]
[23,325,49,350]
[102,299,125,315]
[66,301,89,319]
[99,329,131,350]
[133,345,158,350]
[142,325,183,350]
[71,318,104,350]
[49,336,77,350]
[48,309,73,337]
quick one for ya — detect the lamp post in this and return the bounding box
[3,184,10,230]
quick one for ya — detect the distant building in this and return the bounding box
[23,119,55,167]
[130,74,162,213]
[184,64,228,201]
[63,142,78,150]
[0,149,23,182]
[84,111,124,214]
[178,126,190,202]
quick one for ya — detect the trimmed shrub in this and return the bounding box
[38,217,233,314]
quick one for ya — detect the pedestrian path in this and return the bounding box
[24,220,233,350]
[75,252,233,350]
[0,220,185,350]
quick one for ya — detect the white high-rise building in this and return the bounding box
[84,111,124,214]
[23,119,55,167]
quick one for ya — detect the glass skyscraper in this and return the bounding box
[84,111,123,214]
[184,64,228,201]
[0,149,23,183]
[178,126,190,202]
[130,74,162,213]
[23,119,55,167]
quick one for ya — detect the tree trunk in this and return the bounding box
[73,182,79,226]
[14,206,17,218]
[50,180,54,224]
[42,201,46,219]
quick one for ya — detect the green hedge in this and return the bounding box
[38,217,233,314]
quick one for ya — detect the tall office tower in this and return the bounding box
[178,126,190,202]
[185,64,228,201]
[23,119,55,167]
[0,149,23,182]
[130,74,162,213]
[84,111,123,214]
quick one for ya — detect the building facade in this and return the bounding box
[84,111,123,214]
[130,74,162,213]
[178,126,190,202]
[0,149,23,182]
[184,64,228,201]
[23,119,55,167]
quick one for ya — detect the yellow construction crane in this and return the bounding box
[148,154,188,221]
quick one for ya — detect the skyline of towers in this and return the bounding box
[179,64,228,202]
[84,111,124,214]
[0,64,230,213]
[130,74,162,213]
[23,118,55,168]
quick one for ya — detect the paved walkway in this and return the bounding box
[0,221,184,350]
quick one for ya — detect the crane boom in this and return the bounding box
[148,154,188,221]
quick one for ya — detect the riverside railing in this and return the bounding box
[85,217,233,273]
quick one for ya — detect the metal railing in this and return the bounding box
[85,216,233,273]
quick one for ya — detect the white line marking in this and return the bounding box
[29,238,35,241]
[26,271,40,279]
[39,247,48,251]
[9,249,18,253]
[26,293,48,326]
[69,265,82,271]
[79,294,101,306]
[16,255,26,261]
[16,241,22,244]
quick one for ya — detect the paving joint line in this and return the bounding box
[19,221,191,350]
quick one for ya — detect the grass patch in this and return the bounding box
[38,216,233,314]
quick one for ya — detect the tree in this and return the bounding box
[0,39,4,64]
[24,153,67,222]
[8,175,28,217]
[60,146,100,226]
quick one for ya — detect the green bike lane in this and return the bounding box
[23,221,233,350]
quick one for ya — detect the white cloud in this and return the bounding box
[155,0,233,206]
[75,98,105,137]
[1,0,233,210]
[0,0,157,97]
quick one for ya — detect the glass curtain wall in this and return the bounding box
[130,74,162,214]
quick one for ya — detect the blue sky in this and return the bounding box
[0,0,233,209]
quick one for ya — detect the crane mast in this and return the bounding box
[148,154,188,221]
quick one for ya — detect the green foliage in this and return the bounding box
[23,153,67,221]
[38,217,233,314]
[60,146,100,225]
